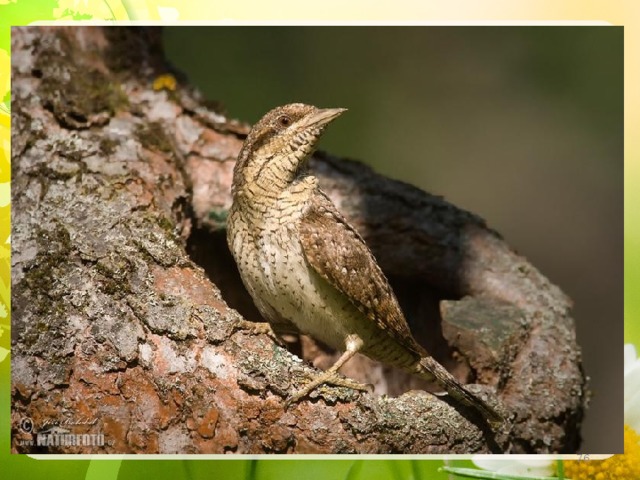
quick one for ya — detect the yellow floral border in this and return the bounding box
[0,1,636,479]
[0,43,9,363]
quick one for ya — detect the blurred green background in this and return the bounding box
[164,27,622,453]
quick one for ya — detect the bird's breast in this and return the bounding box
[228,197,417,367]
[254,217,355,348]
[228,200,358,351]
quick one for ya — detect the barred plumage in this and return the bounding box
[227,103,502,428]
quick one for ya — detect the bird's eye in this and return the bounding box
[277,115,291,127]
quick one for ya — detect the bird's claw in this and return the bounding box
[284,371,372,409]
[233,319,279,341]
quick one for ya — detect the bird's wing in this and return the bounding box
[298,191,424,356]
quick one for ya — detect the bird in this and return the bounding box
[226,103,502,428]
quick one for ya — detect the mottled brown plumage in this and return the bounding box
[227,103,502,427]
[298,191,423,358]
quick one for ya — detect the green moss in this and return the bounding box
[36,35,129,129]
[99,278,128,296]
[135,122,172,153]
[95,257,133,298]
[156,215,175,234]
[99,137,119,156]
[20,224,73,319]
[35,320,50,333]
[207,207,229,230]
[41,72,127,128]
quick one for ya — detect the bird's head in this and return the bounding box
[232,103,346,199]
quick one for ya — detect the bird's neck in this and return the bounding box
[233,160,318,228]
[232,145,315,211]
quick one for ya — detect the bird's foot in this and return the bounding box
[233,319,279,342]
[284,370,372,409]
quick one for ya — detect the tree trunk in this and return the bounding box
[11,26,586,454]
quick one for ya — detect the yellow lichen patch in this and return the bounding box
[564,426,640,479]
[152,74,177,92]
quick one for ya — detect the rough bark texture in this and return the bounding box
[11,26,586,454]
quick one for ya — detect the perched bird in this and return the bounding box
[227,103,502,427]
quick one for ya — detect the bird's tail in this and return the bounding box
[417,356,503,429]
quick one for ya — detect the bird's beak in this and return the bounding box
[303,107,347,129]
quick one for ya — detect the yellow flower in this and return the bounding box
[564,426,640,479]
[563,344,640,479]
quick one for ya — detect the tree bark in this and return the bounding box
[11,26,586,454]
